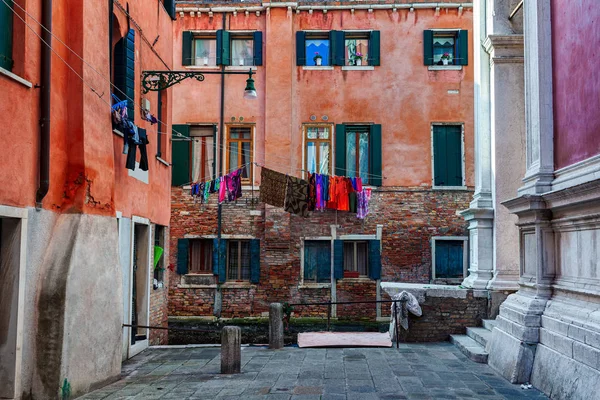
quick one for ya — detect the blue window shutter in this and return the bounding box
[182,31,193,66]
[317,242,331,283]
[335,124,346,176]
[253,31,263,66]
[171,124,190,186]
[448,241,464,278]
[369,124,382,186]
[176,239,189,275]
[212,239,219,275]
[218,240,227,283]
[333,240,344,280]
[423,30,434,65]
[368,240,381,280]
[250,239,261,283]
[217,29,231,66]
[164,0,176,20]
[296,31,306,66]
[369,30,380,66]
[330,30,345,66]
[457,30,468,66]
[0,0,14,71]
[114,29,135,119]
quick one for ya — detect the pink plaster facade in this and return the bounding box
[552,0,600,170]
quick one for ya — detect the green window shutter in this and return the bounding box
[217,29,231,66]
[296,31,306,66]
[218,240,227,283]
[114,29,136,119]
[330,30,345,66]
[316,244,331,283]
[335,124,346,176]
[212,125,217,180]
[435,240,463,278]
[176,239,189,275]
[212,239,219,275]
[171,124,190,186]
[368,240,381,280]
[253,31,263,66]
[182,31,193,66]
[333,240,344,280]
[433,125,448,186]
[369,124,382,186]
[446,125,463,186]
[457,30,468,66]
[423,30,434,65]
[369,30,380,66]
[164,0,176,20]
[250,239,261,283]
[0,0,14,71]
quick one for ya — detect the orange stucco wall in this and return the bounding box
[172,7,473,187]
[0,0,172,225]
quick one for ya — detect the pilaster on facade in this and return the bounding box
[460,207,494,289]
[519,0,554,196]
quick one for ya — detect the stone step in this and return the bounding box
[467,327,492,349]
[482,319,497,332]
[450,334,489,363]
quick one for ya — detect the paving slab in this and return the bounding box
[80,344,548,399]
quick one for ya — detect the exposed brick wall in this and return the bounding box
[168,186,472,319]
[149,225,170,345]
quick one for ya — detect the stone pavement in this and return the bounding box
[80,343,548,399]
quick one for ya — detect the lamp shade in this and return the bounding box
[244,76,257,100]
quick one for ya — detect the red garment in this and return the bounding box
[336,177,350,211]
[326,175,338,209]
[356,177,363,192]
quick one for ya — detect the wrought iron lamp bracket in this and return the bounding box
[141,69,255,93]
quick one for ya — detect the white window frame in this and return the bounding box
[431,122,467,190]
[431,236,469,282]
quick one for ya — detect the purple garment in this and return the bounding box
[356,188,372,219]
[315,174,324,210]
[226,169,243,202]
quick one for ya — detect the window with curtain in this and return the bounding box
[190,126,214,182]
[345,33,370,66]
[227,126,253,180]
[304,241,331,283]
[433,32,457,65]
[231,36,254,66]
[305,35,330,66]
[193,36,217,66]
[345,125,370,184]
[188,239,213,273]
[343,241,369,276]
[304,125,331,175]
[227,240,251,281]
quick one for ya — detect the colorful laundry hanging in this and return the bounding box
[284,175,309,217]
[189,167,244,205]
[260,167,287,207]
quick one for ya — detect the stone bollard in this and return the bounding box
[221,326,241,374]
[269,303,284,349]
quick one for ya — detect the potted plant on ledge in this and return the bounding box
[313,52,322,66]
[441,52,452,65]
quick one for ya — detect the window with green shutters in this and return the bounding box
[171,124,190,186]
[335,124,382,186]
[0,0,13,71]
[433,239,465,279]
[182,30,263,67]
[114,29,136,119]
[296,30,380,67]
[423,29,468,66]
[432,124,463,187]
[333,239,381,280]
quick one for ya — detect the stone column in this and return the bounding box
[485,34,525,291]
[460,0,494,289]
[221,326,241,374]
[269,303,284,349]
[518,0,554,195]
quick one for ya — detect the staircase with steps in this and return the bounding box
[450,319,497,363]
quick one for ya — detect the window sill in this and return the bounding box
[299,283,331,289]
[428,65,463,71]
[178,284,217,289]
[341,277,374,282]
[0,67,33,88]
[432,185,468,191]
[302,66,334,71]
[113,128,124,138]
[184,65,221,70]
[226,66,257,71]
[341,66,375,71]
[222,281,254,288]
[156,156,170,167]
